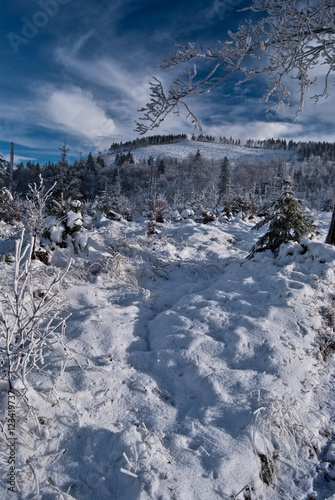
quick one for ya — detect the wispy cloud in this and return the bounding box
[41,85,116,139]
[205,0,246,21]
[204,120,304,142]
[0,83,119,161]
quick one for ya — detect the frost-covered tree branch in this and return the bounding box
[0,231,71,390]
[135,0,335,134]
[25,175,56,259]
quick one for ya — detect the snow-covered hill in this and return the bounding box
[1,212,335,499]
[106,140,293,163]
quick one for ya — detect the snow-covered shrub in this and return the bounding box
[195,211,216,224]
[51,198,87,253]
[0,231,71,390]
[97,189,134,221]
[49,222,64,244]
[228,194,255,217]
[170,210,181,221]
[66,200,83,233]
[152,192,168,223]
[180,208,194,219]
[0,188,23,224]
[96,192,123,221]
[252,399,316,488]
[23,175,58,263]
[318,332,335,362]
[121,422,171,478]
[318,295,335,361]
[88,253,140,290]
[66,202,86,252]
[247,180,318,258]
[0,232,88,498]
[171,190,186,212]
[147,220,158,235]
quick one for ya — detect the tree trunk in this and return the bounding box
[326,205,335,245]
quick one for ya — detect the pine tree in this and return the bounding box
[218,156,231,200]
[55,138,70,198]
[157,159,166,175]
[326,206,335,245]
[247,180,317,258]
[112,167,119,184]
[86,152,96,172]
[0,155,7,188]
[125,151,134,164]
[96,155,106,168]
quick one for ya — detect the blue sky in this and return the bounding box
[1,0,334,164]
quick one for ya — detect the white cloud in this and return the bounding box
[0,85,118,153]
[2,153,36,163]
[204,120,303,142]
[54,40,159,112]
[42,86,116,140]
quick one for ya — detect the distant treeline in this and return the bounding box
[294,141,335,161]
[191,134,335,160]
[192,134,241,146]
[192,134,335,160]
[108,134,188,153]
[245,138,335,160]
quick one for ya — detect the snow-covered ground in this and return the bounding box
[106,140,292,163]
[1,211,335,499]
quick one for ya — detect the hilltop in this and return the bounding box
[106,138,293,164]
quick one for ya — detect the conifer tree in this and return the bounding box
[55,138,70,198]
[326,207,335,245]
[157,159,166,175]
[86,152,96,172]
[0,154,6,188]
[247,180,317,258]
[218,156,231,200]
[96,155,106,168]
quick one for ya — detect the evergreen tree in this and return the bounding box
[112,167,119,184]
[326,206,335,245]
[125,151,134,164]
[0,155,7,187]
[115,152,134,167]
[157,159,166,175]
[54,138,70,198]
[86,152,96,172]
[218,156,231,200]
[96,155,106,168]
[247,180,317,258]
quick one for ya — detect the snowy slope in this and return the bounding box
[106,140,292,163]
[1,213,335,500]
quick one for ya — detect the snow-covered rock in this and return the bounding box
[180,208,194,219]
[50,223,64,244]
[67,210,83,229]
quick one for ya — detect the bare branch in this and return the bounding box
[136,0,335,133]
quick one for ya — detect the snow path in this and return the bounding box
[1,215,335,499]
[57,216,335,499]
